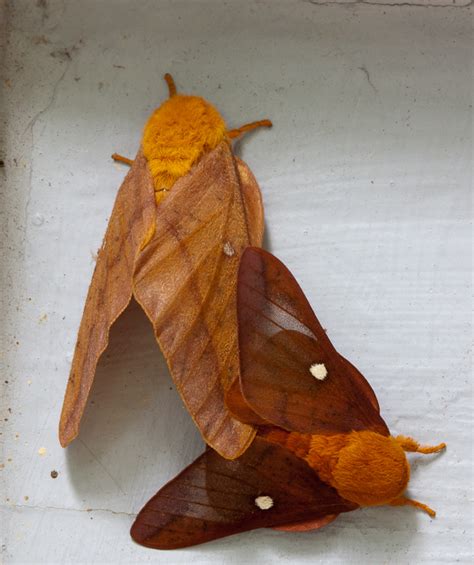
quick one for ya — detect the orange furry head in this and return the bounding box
[142,94,227,202]
[141,74,271,205]
[329,431,410,506]
[306,432,409,506]
[305,430,444,515]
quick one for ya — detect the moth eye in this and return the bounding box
[254,495,274,510]
[223,241,235,257]
[309,363,327,381]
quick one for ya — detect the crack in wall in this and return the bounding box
[21,63,70,242]
[19,37,84,245]
[307,1,472,7]
[78,438,126,495]
[22,62,70,139]
[358,65,378,93]
[4,502,136,518]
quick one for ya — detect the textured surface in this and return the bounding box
[1,0,472,563]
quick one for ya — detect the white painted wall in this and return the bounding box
[1,1,472,563]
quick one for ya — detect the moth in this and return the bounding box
[59,74,271,458]
[131,247,446,549]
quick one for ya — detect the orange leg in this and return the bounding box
[396,436,446,454]
[164,73,177,97]
[111,153,133,166]
[227,119,272,140]
[391,496,436,518]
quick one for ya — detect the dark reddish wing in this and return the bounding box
[237,247,388,436]
[131,437,356,549]
[225,376,269,425]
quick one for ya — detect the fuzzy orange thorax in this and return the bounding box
[308,431,410,507]
[265,430,413,507]
[141,74,271,205]
[264,428,444,516]
[142,94,227,204]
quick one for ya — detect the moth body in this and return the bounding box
[253,426,444,537]
[143,93,227,201]
[140,74,271,205]
[264,428,414,508]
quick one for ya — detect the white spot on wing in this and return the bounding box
[223,241,235,257]
[310,363,327,381]
[255,495,273,510]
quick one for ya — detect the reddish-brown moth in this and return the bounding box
[131,248,446,549]
[58,75,271,459]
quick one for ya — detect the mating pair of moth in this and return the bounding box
[59,74,445,550]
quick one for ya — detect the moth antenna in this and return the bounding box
[111,153,133,166]
[396,435,446,455]
[164,73,177,97]
[391,496,436,518]
[227,119,272,140]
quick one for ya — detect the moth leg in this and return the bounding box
[111,153,134,166]
[227,119,272,139]
[164,73,177,97]
[390,496,436,518]
[395,435,446,454]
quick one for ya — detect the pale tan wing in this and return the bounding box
[133,142,264,459]
[234,156,264,248]
[59,151,156,447]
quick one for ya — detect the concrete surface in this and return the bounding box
[1,0,472,563]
